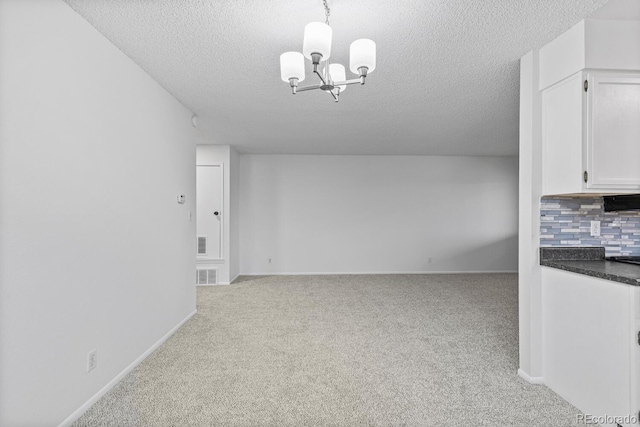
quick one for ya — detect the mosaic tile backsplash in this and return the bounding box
[540,197,640,256]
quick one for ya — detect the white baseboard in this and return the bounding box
[58,309,197,427]
[518,368,544,385]
[241,270,518,276]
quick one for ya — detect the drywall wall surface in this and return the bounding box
[239,155,518,274]
[0,1,196,425]
[518,50,544,381]
[584,19,640,72]
[539,20,586,90]
[539,19,640,90]
[197,144,230,165]
[230,148,241,282]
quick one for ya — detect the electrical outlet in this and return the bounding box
[268,258,272,264]
[87,349,97,372]
[590,220,601,237]
[428,257,432,264]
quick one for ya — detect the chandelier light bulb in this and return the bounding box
[349,39,376,74]
[280,52,305,82]
[329,63,346,92]
[303,22,332,61]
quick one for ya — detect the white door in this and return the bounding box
[196,165,223,259]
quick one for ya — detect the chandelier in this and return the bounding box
[279,0,376,102]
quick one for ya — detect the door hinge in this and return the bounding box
[637,331,640,345]
[584,80,588,92]
[583,171,588,183]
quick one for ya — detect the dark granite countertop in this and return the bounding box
[540,247,640,287]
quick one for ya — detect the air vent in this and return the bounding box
[196,269,217,285]
[208,269,217,284]
[197,269,207,284]
[197,236,207,255]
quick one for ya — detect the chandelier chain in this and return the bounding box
[323,0,330,25]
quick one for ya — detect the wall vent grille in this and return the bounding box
[196,269,217,285]
[197,236,207,255]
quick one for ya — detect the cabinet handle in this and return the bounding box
[583,171,588,183]
[584,80,588,92]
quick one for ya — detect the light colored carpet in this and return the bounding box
[73,274,583,426]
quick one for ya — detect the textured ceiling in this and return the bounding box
[63,0,612,156]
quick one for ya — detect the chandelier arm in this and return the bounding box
[296,84,322,92]
[333,78,367,87]
[313,69,328,86]
[327,88,338,102]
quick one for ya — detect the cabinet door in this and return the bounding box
[542,268,633,423]
[541,73,584,195]
[586,72,640,190]
[630,286,640,427]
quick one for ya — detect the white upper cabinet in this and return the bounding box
[542,70,640,195]
[540,18,640,196]
[587,72,640,190]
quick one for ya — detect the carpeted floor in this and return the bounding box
[73,274,583,426]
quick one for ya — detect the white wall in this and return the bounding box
[240,155,518,274]
[0,1,196,425]
[518,51,544,383]
[230,148,241,281]
[539,19,640,90]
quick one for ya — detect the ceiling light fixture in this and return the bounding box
[279,0,376,102]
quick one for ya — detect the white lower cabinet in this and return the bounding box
[542,267,639,426]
